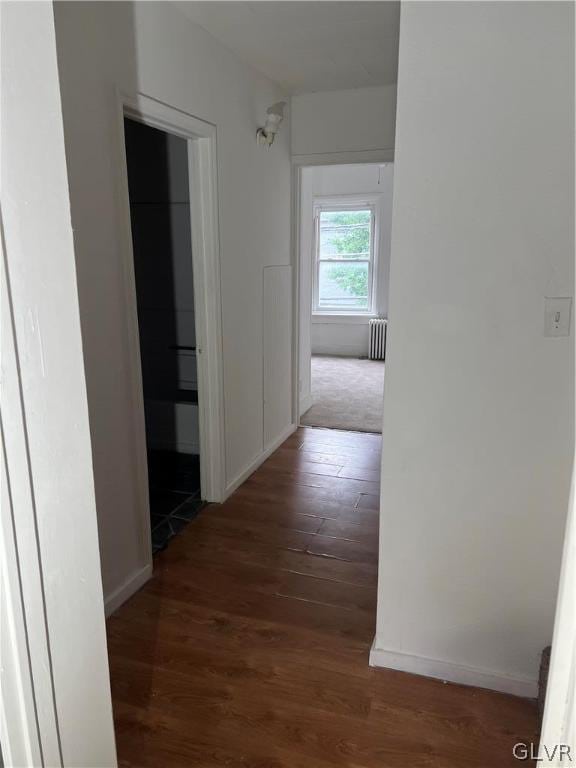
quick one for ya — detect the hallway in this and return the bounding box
[107,427,538,767]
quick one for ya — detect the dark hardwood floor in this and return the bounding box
[107,426,538,767]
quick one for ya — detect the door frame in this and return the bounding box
[539,455,576,763]
[290,150,394,423]
[115,91,226,569]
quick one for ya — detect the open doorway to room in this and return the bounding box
[124,117,206,553]
[298,162,394,434]
[120,97,225,563]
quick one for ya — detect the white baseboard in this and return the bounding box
[224,423,297,500]
[369,640,538,699]
[299,392,313,416]
[104,562,153,617]
[311,345,367,357]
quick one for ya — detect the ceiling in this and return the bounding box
[176,2,400,94]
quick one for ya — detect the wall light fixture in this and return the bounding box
[256,101,286,147]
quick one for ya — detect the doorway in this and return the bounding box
[120,95,226,563]
[124,117,205,552]
[296,162,394,434]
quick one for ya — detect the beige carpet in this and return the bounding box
[301,356,385,433]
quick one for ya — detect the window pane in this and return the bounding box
[319,210,371,259]
[318,262,369,311]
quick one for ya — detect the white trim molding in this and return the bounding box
[292,148,394,168]
[539,456,576,763]
[299,392,313,416]
[112,90,227,608]
[369,641,538,699]
[312,313,376,325]
[224,423,297,500]
[104,563,153,618]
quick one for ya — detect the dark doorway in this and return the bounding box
[124,118,204,553]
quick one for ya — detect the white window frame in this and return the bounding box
[312,199,378,316]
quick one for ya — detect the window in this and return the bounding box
[313,203,376,314]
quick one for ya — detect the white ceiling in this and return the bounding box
[176,2,400,94]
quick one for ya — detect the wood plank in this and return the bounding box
[108,596,373,675]
[199,504,324,534]
[208,497,379,530]
[167,534,380,587]
[150,558,377,614]
[275,446,382,471]
[252,467,381,497]
[262,455,344,477]
[276,570,377,612]
[317,517,379,545]
[338,465,381,483]
[233,481,363,508]
[356,493,380,511]
[290,426,382,447]
[306,534,378,564]
[296,433,382,450]
[142,579,376,642]
[206,500,327,531]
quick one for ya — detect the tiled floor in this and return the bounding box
[108,428,538,767]
[147,450,205,553]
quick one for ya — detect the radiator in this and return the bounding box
[368,318,387,360]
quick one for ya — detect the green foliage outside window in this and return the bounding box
[325,264,368,298]
[321,211,370,258]
[320,211,370,298]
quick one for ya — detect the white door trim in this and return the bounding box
[114,91,226,574]
[539,462,576,762]
[292,148,395,168]
[1,4,117,760]
[1,232,56,768]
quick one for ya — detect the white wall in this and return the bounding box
[291,85,396,160]
[298,163,394,412]
[372,1,574,697]
[1,2,116,763]
[312,319,373,359]
[263,266,293,449]
[53,1,292,604]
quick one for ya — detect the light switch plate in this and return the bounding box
[544,297,572,337]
